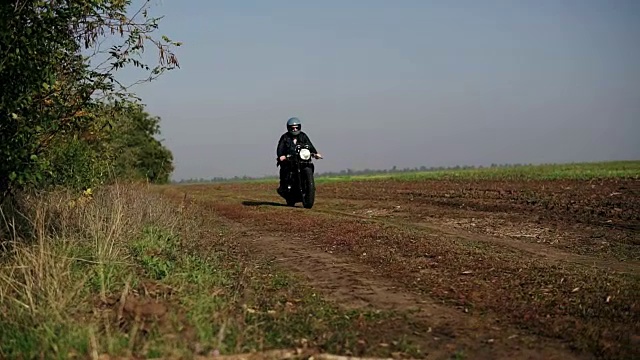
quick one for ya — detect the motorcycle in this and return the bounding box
[277,144,322,209]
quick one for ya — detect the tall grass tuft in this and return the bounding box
[0,183,180,357]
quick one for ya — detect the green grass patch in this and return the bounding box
[315,160,640,183]
[130,226,179,280]
[173,160,640,185]
[0,321,94,359]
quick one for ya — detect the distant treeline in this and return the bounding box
[174,163,533,184]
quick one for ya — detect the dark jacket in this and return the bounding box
[276,131,318,158]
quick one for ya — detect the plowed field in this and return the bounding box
[162,176,639,359]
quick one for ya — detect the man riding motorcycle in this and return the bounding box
[276,117,322,194]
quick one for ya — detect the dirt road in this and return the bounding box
[161,178,639,359]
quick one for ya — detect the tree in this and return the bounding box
[107,103,174,183]
[0,0,180,196]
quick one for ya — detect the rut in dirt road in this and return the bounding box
[213,193,640,275]
[232,225,587,360]
[312,207,640,275]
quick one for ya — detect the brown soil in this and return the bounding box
[160,178,640,360]
[238,230,582,360]
[317,178,640,260]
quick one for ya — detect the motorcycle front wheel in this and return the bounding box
[301,167,315,209]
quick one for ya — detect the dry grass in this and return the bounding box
[0,184,423,359]
[0,183,181,357]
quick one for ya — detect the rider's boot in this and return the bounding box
[277,177,286,195]
[277,166,288,195]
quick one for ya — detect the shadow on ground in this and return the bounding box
[242,200,289,207]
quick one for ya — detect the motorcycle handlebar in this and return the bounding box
[281,153,323,160]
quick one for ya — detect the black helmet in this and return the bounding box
[286,117,301,136]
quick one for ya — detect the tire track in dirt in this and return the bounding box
[228,224,589,360]
[317,179,640,262]
[184,189,639,274]
[311,207,640,275]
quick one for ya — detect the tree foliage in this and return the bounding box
[0,0,180,196]
[40,102,174,189]
[106,103,174,184]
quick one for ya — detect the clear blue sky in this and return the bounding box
[125,0,640,180]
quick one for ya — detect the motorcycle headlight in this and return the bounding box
[299,148,311,160]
